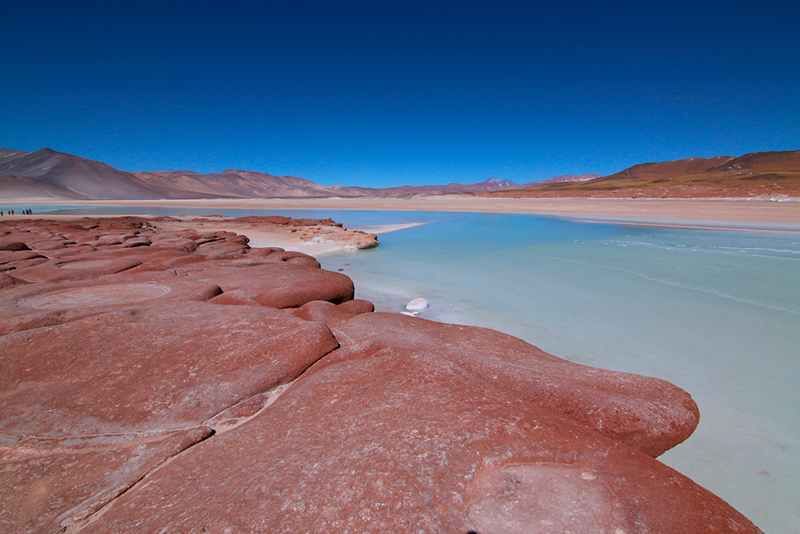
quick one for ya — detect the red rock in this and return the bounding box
[0,272,22,288]
[0,301,337,436]
[0,250,45,265]
[0,240,30,251]
[93,235,124,246]
[0,256,49,273]
[195,239,249,256]
[290,298,375,326]
[0,427,213,533]
[0,270,259,335]
[0,216,762,534]
[182,261,355,308]
[326,313,698,457]
[208,290,262,306]
[28,238,75,250]
[75,312,759,533]
[122,236,151,247]
[248,247,322,267]
[149,236,199,253]
[8,256,144,284]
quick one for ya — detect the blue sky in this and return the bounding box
[2,0,798,187]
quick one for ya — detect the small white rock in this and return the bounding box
[406,297,428,312]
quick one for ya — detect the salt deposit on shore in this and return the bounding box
[6,196,800,226]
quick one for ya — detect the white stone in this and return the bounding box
[406,297,428,312]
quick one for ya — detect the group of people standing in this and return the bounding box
[0,209,33,216]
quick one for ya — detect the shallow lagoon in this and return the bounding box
[11,205,800,533]
[323,211,800,534]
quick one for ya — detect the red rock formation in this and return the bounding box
[0,217,762,533]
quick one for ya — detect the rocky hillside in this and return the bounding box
[0,148,164,200]
[3,146,798,200]
[1,148,528,200]
[492,151,800,198]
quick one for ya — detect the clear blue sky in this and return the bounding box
[2,0,798,187]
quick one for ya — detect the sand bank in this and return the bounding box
[149,216,379,256]
[352,221,428,234]
[8,196,800,228]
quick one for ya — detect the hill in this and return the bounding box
[133,169,349,199]
[0,148,526,200]
[0,148,164,200]
[487,151,800,198]
[3,147,798,201]
[519,173,601,188]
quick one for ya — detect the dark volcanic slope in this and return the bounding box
[0,148,164,200]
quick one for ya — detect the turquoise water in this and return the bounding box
[327,211,800,534]
[8,205,800,533]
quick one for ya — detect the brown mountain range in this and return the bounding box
[0,148,532,200]
[0,148,164,200]
[488,150,800,199]
[133,168,353,199]
[2,147,798,201]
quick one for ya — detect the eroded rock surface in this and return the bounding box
[0,217,762,533]
[0,217,352,533]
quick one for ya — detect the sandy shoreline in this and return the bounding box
[5,196,800,227]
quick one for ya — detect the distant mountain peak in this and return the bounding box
[484,177,519,187]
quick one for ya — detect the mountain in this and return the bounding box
[4,146,796,201]
[479,178,519,189]
[0,148,526,200]
[0,175,87,200]
[519,173,601,188]
[133,169,353,199]
[495,151,800,198]
[707,150,800,174]
[600,156,735,184]
[350,178,520,196]
[0,148,164,200]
